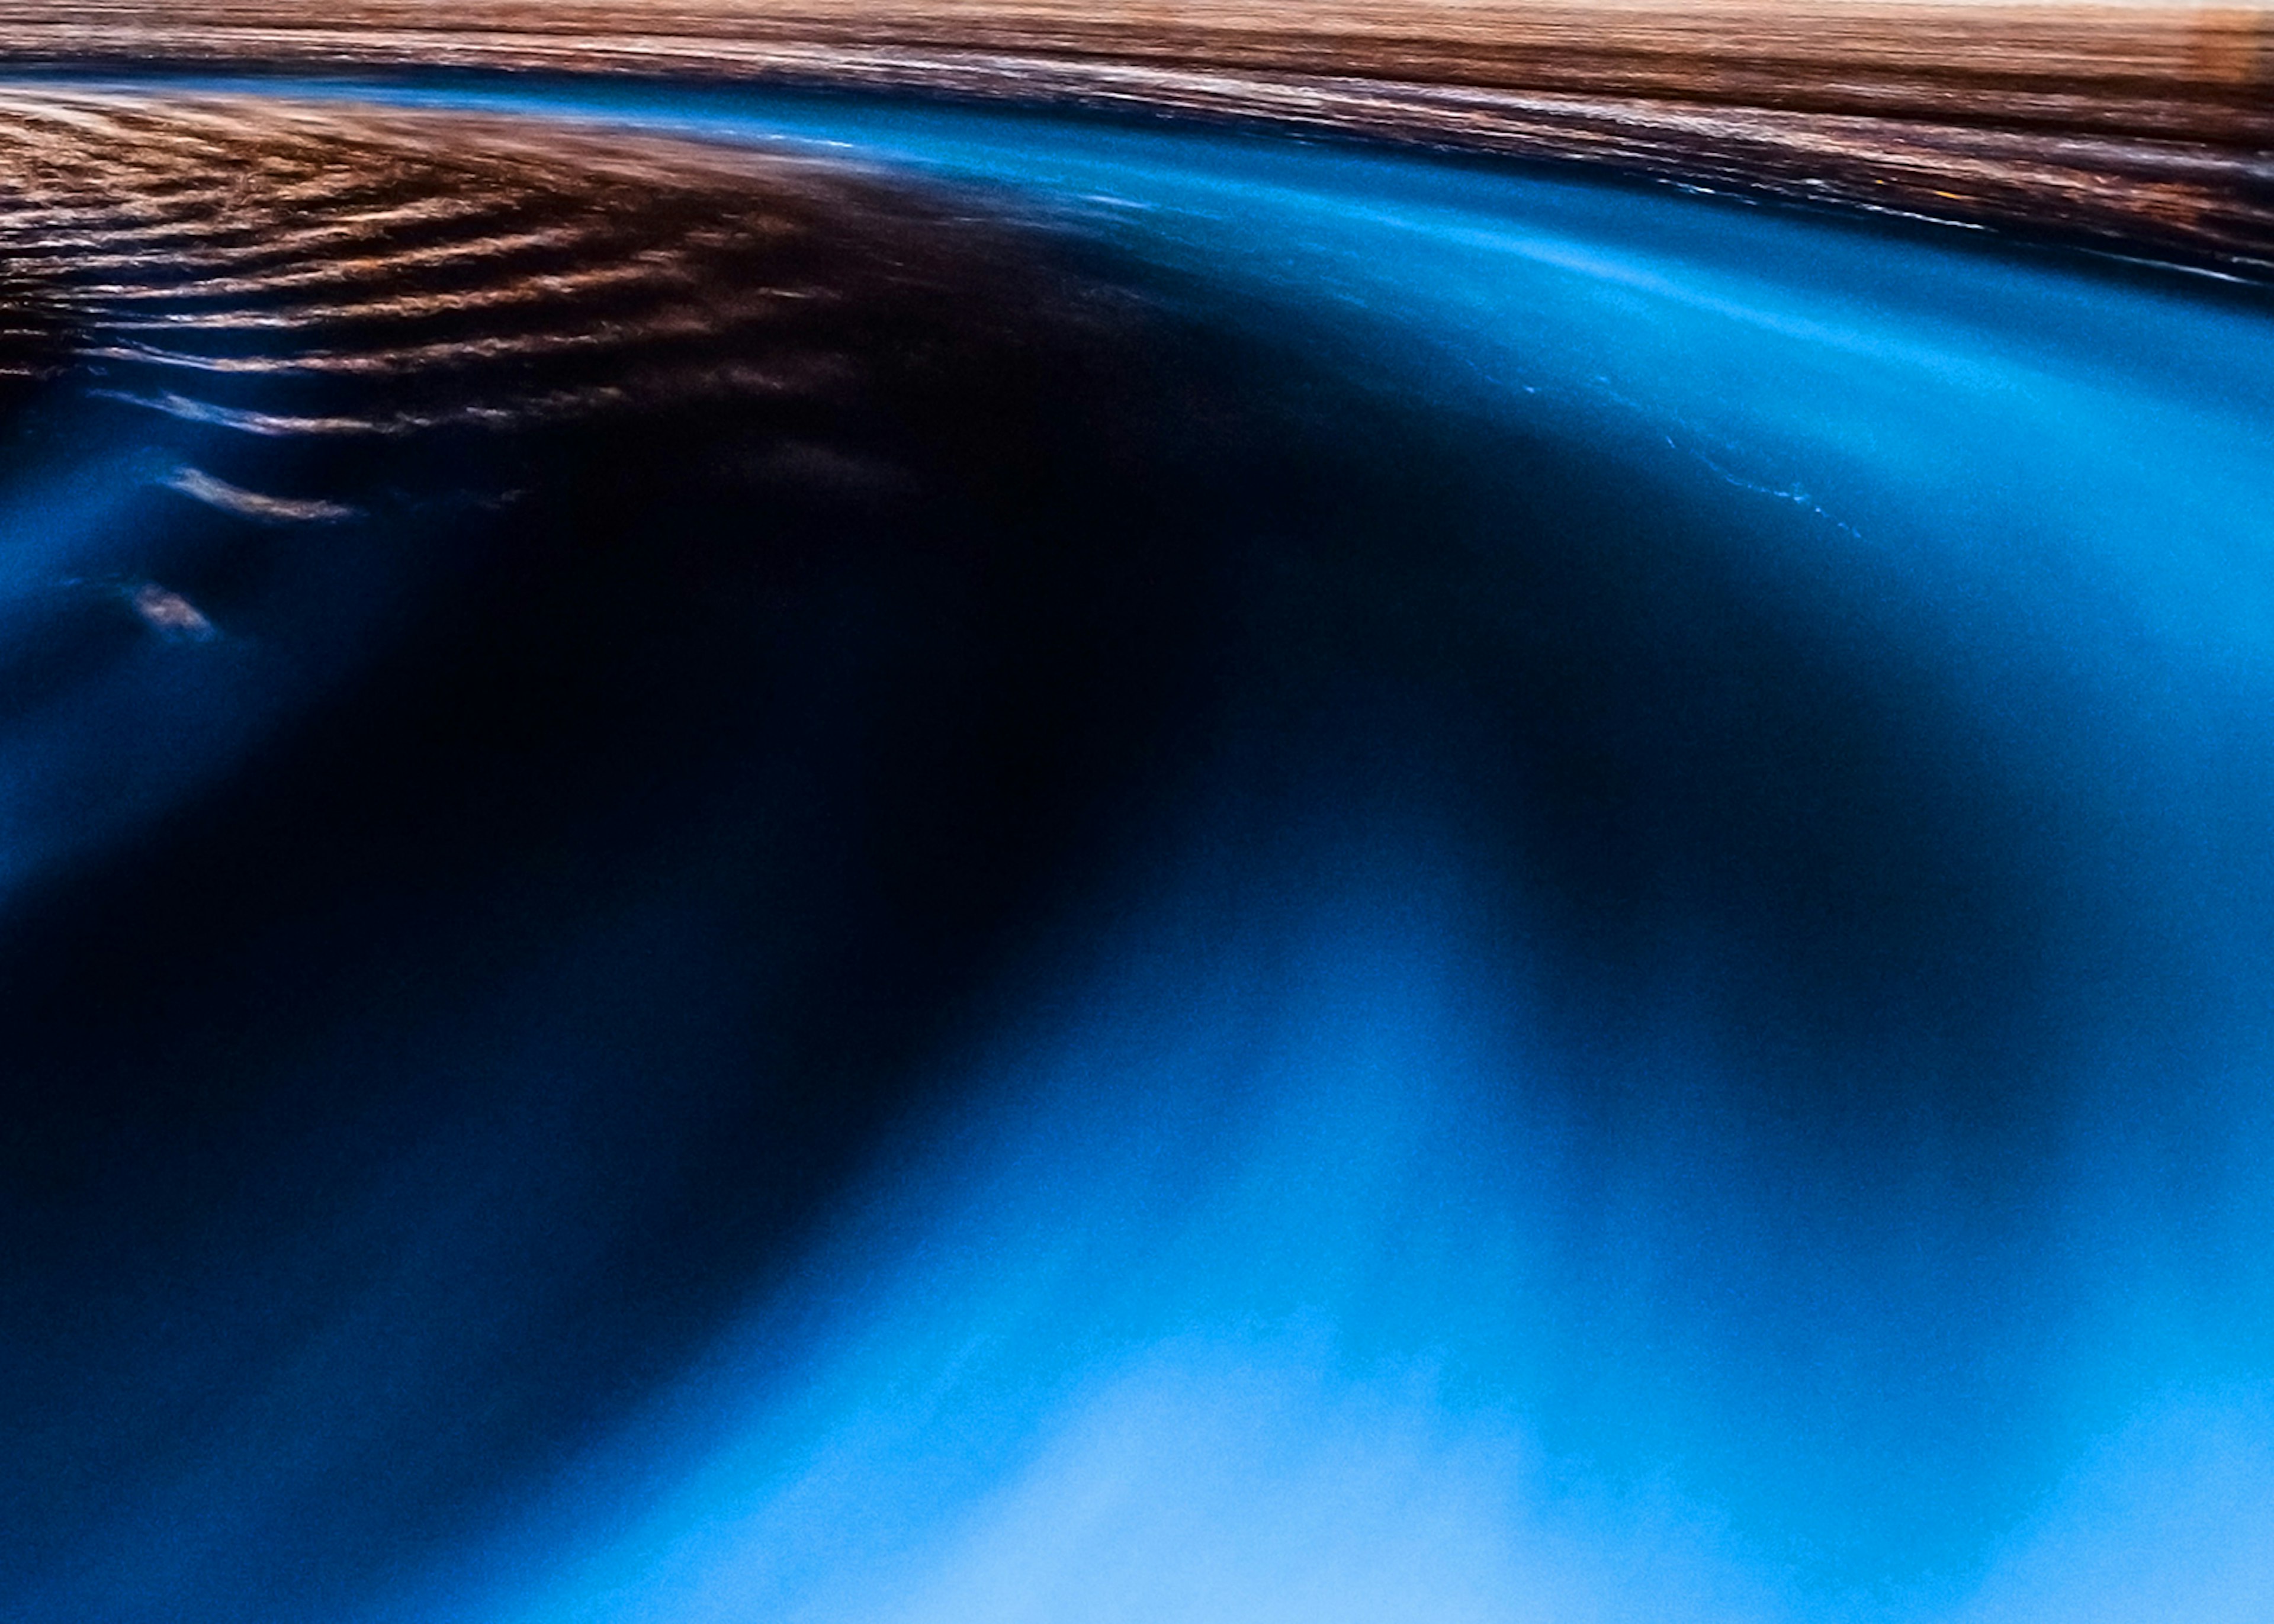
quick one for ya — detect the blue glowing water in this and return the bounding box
[7,78,2274,1624]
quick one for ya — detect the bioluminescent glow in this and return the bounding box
[2,80,2271,1624]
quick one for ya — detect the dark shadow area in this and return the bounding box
[0,98,2075,1617]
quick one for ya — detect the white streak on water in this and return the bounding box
[163,464,359,523]
[126,579,220,638]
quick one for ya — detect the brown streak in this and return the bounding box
[0,2,2268,277]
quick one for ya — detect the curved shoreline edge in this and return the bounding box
[0,2,2267,284]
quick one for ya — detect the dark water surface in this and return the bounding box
[1,82,2271,1624]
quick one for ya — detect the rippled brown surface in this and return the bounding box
[0,86,1142,540]
[0,1,2269,277]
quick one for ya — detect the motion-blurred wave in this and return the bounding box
[1,81,2271,1624]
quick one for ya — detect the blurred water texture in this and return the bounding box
[1,79,2272,1624]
